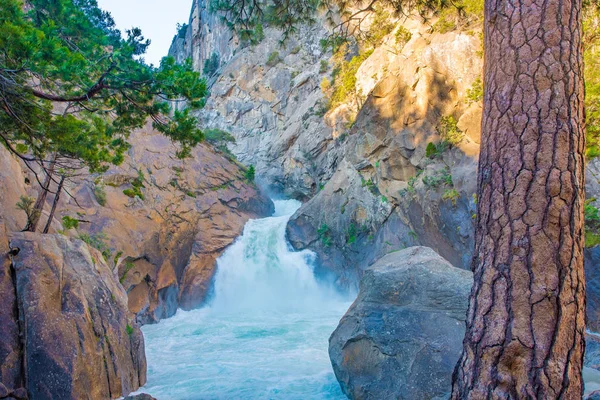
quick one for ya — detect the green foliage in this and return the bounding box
[426,142,438,158]
[395,26,412,47]
[432,16,457,33]
[438,115,464,146]
[0,0,207,177]
[245,165,256,182]
[422,167,453,188]
[120,260,135,283]
[176,23,188,39]
[113,251,123,266]
[203,52,220,77]
[204,128,236,144]
[319,60,329,73]
[381,195,388,203]
[326,46,373,109]
[248,24,265,45]
[320,77,331,92]
[346,223,358,244]
[584,5,600,158]
[204,128,237,160]
[442,189,460,205]
[459,0,484,16]
[16,195,39,229]
[317,223,332,247]
[126,324,134,336]
[365,8,395,47]
[94,183,107,206]
[61,216,80,230]
[79,232,111,261]
[211,0,482,47]
[467,77,484,104]
[400,173,420,197]
[266,51,281,67]
[237,23,264,44]
[123,170,145,200]
[361,177,379,195]
[586,199,600,247]
[211,0,319,42]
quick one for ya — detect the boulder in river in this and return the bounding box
[329,246,472,399]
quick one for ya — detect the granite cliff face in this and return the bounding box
[0,116,274,397]
[0,124,273,325]
[171,0,600,340]
[170,7,482,283]
[0,224,146,399]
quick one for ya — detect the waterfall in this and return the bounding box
[137,200,350,399]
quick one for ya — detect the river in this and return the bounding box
[136,200,351,399]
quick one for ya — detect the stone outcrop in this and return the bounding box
[1,122,274,324]
[329,247,472,399]
[329,246,600,399]
[171,8,483,283]
[1,232,146,399]
[287,157,477,289]
[170,1,342,198]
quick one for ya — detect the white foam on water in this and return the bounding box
[137,200,351,399]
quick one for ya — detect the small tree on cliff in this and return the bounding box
[0,0,207,232]
[451,0,586,397]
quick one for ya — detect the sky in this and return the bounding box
[96,0,192,66]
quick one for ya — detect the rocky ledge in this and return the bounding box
[0,223,145,399]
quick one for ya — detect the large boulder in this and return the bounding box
[7,233,146,399]
[329,247,472,400]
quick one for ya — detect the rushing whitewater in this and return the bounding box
[138,200,351,399]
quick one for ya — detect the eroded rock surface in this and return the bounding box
[329,247,472,399]
[0,122,274,324]
[0,220,22,395]
[3,233,146,399]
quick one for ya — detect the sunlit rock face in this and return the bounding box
[171,9,484,283]
[2,232,146,399]
[53,125,273,322]
[172,6,600,340]
[0,122,274,324]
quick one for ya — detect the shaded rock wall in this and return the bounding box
[329,247,472,399]
[171,9,484,284]
[0,232,146,399]
[0,220,22,395]
[330,247,600,399]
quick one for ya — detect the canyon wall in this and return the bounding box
[171,0,600,332]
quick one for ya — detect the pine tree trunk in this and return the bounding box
[451,0,586,398]
[25,157,56,232]
[42,175,64,234]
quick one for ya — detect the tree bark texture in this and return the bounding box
[42,175,64,234]
[25,158,55,232]
[451,0,586,398]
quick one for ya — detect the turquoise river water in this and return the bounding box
[136,200,352,399]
